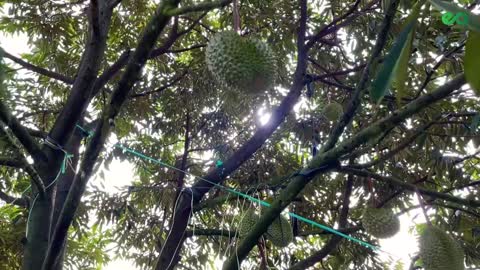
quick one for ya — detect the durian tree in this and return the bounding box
[0,0,479,269]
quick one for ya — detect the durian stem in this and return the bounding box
[233,0,241,33]
[416,188,432,226]
[367,178,378,207]
[257,238,267,270]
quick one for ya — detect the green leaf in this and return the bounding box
[465,31,480,95]
[394,0,425,105]
[469,112,480,132]
[370,20,416,103]
[429,0,480,33]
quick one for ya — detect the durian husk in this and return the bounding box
[205,31,276,94]
[237,209,259,237]
[361,207,400,239]
[265,214,293,247]
[419,226,464,270]
[322,102,343,121]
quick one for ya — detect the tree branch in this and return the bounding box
[130,69,188,98]
[165,0,232,16]
[156,0,311,268]
[287,161,355,270]
[91,49,132,98]
[42,1,182,269]
[0,157,25,168]
[1,50,75,84]
[0,121,45,196]
[222,73,466,269]
[352,118,439,169]
[337,166,480,208]
[319,0,399,153]
[0,189,27,207]
[0,101,46,163]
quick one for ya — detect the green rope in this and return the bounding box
[75,124,94,138]
[111,142,379,251]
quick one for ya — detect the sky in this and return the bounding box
[0,4,476,270]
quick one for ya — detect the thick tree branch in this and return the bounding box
[337,166,480,208]
[165,0,232,16]
[0,102,46,163]
[353,118,439,169]
[0,157,25,168]
[0,189,27,207]
[222,73,466,269]
[320,0,399,153]
[286,163,355,270]
[156,0,311,268]
[0,122,46,196]
[42,1,182,269]
[1,50,75,84]
[44,0,112,161]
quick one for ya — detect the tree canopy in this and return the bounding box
[0,0,479,269]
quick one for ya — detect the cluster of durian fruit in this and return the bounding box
[210,29,466,270]
[362,207,465,270]
[237,208,293,248]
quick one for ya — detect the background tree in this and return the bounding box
[0,0,479,269]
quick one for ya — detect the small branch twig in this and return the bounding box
[0,102,46,164]
[0,121,45,196]
[415,188,432,226]
[319,0,399,153]
[1,49,75,84]
[337,166,480,208]
[0,189,27,207]
[165,0,233,16]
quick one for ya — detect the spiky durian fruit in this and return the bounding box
[361,207,400,238]
[238,209,259,237]
[322,102,343,121]
[265,215,293,247]
[419,226,464,270]
[205,31,276,94]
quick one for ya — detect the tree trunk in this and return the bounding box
[50,126,84,270]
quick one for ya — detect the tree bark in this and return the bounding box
[22,1,112,269]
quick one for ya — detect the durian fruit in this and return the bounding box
[238,209,259,237]
[322,102,343,121]
[419,226,464,270]
[205,31,276,94]
[361,207,400,239]
[265,214,293,247]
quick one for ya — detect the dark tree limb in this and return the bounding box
[1,50,75,84]
[21,1,114,269]
[91,49,132,98]
[320,0,399,153]
[155,0,311,268]
[337,166,480,208]
[44,0,112,158]
[352,118,440,169]
[222,73,466,269]
[0,189,27,207]
[42,1,182,269]
[0,121,45,195]
[130,69,188,98]
[286,161,355,270]
[0,157,25,168]
[0,101,47,164]
[165,0,233,16]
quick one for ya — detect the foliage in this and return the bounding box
[0,0,479,269]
